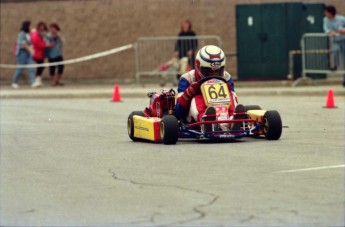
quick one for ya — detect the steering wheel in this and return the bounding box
[197,76,227,85]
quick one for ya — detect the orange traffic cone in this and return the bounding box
[111,84,122,102]
[324,89,337,108]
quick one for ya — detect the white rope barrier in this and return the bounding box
[0,44,134,68]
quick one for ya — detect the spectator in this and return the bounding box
[175,19,198,78]
[47,23,64,86]
[323,5,345,87]
[11,20,36,89]
[31,21,54,88]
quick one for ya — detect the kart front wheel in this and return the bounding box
[128,111,144,141]
[263,110,282,140]
[160,115,179,145]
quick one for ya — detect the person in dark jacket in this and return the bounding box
[175,19,198,78]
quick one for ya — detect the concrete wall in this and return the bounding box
[1,0,344,82]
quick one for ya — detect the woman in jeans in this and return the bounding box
[47,23,64,86]
[12,20,36,89]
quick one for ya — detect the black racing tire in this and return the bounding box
[127,111,144,141]
[263,110,282,140]
[244,105,262,112]
[160,115,179,145]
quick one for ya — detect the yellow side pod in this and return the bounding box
[133,116,161,141]
[247,110,267,123]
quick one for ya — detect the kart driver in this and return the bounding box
[174,45,243,130]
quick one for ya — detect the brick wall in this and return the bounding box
[1,0,344,82]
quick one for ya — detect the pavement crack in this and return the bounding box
[108,168,219,225]
[150,212,161,224]
[240,215,255,223]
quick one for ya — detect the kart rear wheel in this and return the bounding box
[244,105,262,111]
[263,110,282,140]
[160,115,179,145]
[128,111,144,141]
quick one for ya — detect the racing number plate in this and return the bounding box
[201,80,231,107]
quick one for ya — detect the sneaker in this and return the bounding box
[55,81,64,86]
[202,106,216,133]
[31,77,43,88]
[232,104,246,131]
[11,83,19,89]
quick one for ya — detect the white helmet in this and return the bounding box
[195,45,226,79]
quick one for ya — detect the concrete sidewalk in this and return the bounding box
[0,81,344,99]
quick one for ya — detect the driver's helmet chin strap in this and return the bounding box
[194,68,226,83]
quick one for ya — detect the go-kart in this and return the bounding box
[127,76,282,145]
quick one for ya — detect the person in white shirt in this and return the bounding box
[323,5,345,86]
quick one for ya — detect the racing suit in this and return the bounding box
[174,69,238,122]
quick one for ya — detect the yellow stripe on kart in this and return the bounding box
[247,110,267,123]
[133,115,161,141]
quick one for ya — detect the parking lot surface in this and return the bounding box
[0,95,344,226]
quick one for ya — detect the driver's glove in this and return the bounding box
[177,82,200,108]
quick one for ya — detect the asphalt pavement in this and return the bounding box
[0,94,344,226]
[1,78,344,226]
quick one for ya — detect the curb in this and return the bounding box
[1,87,344,99]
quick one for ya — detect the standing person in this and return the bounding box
[175,19,198,79]
[323,5,345,87]
[11,20,36,89]
[47,23,64,86]
[31,21,54,87]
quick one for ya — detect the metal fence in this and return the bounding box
[294,33,345,85]
[134,35,222,86]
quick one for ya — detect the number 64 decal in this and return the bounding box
[208,84,227,99]
[201,82,231,106]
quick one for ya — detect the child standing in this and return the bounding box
[47,23,65,86]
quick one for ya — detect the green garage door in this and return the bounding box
[261,4,288,79]
[236,3,324,80]
[236,4,263,78]
[286,3,326,79]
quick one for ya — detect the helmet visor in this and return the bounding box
[200,66,225,78]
